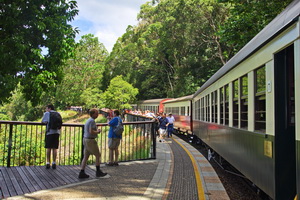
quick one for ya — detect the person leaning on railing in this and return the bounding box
[106,110,122,166]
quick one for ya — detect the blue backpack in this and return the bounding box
[113,117,124,136]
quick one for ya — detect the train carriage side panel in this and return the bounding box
[137,98,167,114]
[163,95,193,133]
[193,4,300,199]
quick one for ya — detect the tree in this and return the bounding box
[3,84,43,121]
[106,0,293,101]
[218,0,293,56]
[106,0,230,99]
[56,34,108,107]
[0,0,79,104]
[80,87,105,110]
[102,76,138,110]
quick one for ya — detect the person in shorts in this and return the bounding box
[106,110,122,166]
[42,104,61,169]
[79,108,107,178]
[158,113,169,142]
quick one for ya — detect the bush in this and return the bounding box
[59,110,78,121]
[0,113,9,120]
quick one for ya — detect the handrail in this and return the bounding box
[0,119,156,167]
[0,120,154,125]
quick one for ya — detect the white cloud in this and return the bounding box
[71,0,149,52]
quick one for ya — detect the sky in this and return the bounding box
[71,0,150,52]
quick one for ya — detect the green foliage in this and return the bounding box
[1,0,293,118]
[105,0,292,101]
[80,88,105,110]
[95,115,107,123]
[56,34,108,108]
[1,0,79,105]
[102,75,138,110]
[3,84,44,121]
[218,0,293,56]
[59,110,78,119]
[0,107,10,120]
[59,110,78,122]
[106,0,230,100]
[1,86,80,122]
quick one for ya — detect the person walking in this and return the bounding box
[166,113,175,137]
[42,104,62,169]
[79,108,107,178]
[158,113,169,142]
[106,110,122,166]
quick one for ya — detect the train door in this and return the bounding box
[274,44,296,199]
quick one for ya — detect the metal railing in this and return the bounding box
[0,120,156,167]
[126,113,154,122]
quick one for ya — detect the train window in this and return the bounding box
[225,85,229,125]
[241,75,248,129]
[206,95,210,122]
[181,107,185,116]
[197,100,200,120]
[214,90,218,123]
[198,99,201,120]
[173,107,179,115]
[233,80,239,127]
[211,93,215,123]
[255,66,266,132]
[165,107,169,114]
[201,97,204,121]
[194,101,197,120]
[220,87,224,124]
[205,96,207,121]
[204,96,206,121]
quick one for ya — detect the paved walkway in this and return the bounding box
[7,135,229,200]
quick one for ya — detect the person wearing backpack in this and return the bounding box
[106,110,123,166]
[42,104,62,169]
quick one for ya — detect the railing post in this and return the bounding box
[7,124,13,167]
[80,125,85,163]
[151,122,156,159]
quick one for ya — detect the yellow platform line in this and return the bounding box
[173,137,205,200]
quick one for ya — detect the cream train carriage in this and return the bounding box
[163,95,193,133]
[192,0,300,199]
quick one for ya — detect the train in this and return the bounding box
[162,95,193,134]
[134,0,300,199]
[132,98,172,114]
[134,96,193,133]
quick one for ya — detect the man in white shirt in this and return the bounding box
[166,113,175,137]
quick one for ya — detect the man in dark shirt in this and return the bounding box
[158,113,169,142]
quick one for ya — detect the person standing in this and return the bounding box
[79,108,107,178]
[42,104,62,169]
[158,113,169,142]
[106,110,122,166]
[166,113,175,137]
